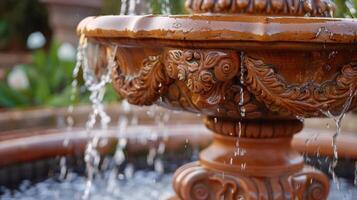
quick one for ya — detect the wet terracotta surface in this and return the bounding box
[78,15,357,45]
[0,125,211,168]
[77,0,357,199]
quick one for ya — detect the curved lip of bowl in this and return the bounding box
[77,14,357,44]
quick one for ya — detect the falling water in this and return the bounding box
[162,0,172,15]
[120,0,130,15]
[239,52,246,118]
[155,107,169,174]
[106,100,130,193]
[145,106,170,175]
[76,38,118,199]
[235,52,247,171]
[322,91,356,189]
[60,35,86,180]
[115,100,130,166]
[354,161,357,186]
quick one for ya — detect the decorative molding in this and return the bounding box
[173,163,329,200]
[162,81,265,119]
[244,56,357,117]
[112,50,357,119]
[292,166,330,200]
[185,0,335,17]
[173,162,256,200]
[204,117,303,138]
[112,55,171,106]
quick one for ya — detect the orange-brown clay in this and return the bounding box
[77,0,357,199]
[171,118,330,199]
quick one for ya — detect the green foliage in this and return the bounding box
[334,0,357,17]
[150,0,186,14]
[0,0,50,51]
[100,0,186,15]
[0,42,119,109]
[101,0,122,15]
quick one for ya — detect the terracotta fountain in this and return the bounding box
[77,0,357,199]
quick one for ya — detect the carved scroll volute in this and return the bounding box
[244,56,357,117]
[292,167,330,200]
[112,55,172,106]
[164,49,240,108]
[173,162,257,200]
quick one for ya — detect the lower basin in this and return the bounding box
[0,120,357,199]
[1,105,357,199]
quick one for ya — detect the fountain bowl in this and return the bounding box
[78,15,357,120]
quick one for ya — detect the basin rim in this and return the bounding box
[77,15,357,44]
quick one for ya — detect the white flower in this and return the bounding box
[58,42,76,61]
[26,32,46,50]
[7,65,29,90]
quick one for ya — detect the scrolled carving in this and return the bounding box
[173,162,255,200]
[165,49,239,108]
[185,0,335,17]
[244,56,357,117]
[292,166,330,200]
[112,55,171,106]
[173,163,330,200]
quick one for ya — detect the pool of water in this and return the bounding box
[0,170,173,200]
[1,170,356,200]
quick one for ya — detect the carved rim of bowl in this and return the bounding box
[77,15,357,46]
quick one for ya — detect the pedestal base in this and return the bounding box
[173,162,329,200]
[172,119,330,200]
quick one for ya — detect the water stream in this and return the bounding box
[322,91,356,189]
[236,52,247,171]
[78,39,118,199]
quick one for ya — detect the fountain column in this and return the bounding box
[172,118,330,199]
[169,0,334,199]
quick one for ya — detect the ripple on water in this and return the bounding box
[1,171,356,200]
[0,171,173,200]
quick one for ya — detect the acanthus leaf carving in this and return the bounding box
[112,55,172,106]
[244,56,357,117]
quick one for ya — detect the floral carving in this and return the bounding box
[112,55,171,106]
[244,56,357,117]
[165,49,239,108]
[112,50,357,119]
[161,80,265,119]
[185,0,335,17]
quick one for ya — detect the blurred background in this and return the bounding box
[0,0,188,132]
[0,0,187,113]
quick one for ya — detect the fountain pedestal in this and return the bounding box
[172,119,330,199]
